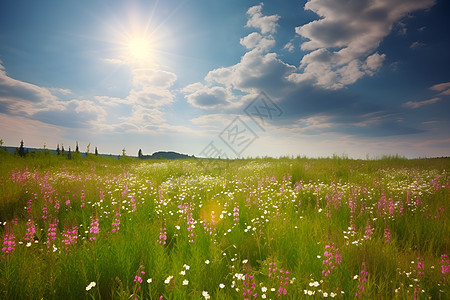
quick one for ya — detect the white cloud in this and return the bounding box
[403,97,441,109]
[246,3,280,34]
[0,61,56,113]
[31,99,107,128]
[127,68,177,107]
[183,83,234,109]
[205,49,296,95]
[363,52,386,74]
[240,32,275,51]
[283,41,295,53]
[294,0,435,89]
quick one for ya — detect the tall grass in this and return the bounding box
[0,150,449,299]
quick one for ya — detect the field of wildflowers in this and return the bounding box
[0,150,449,299]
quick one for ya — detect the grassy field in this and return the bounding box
[0,149,449,299]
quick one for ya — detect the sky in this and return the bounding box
[0,0,449,159]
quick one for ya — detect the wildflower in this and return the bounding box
[183,264,190,270]
[364,222,373,240]
[24,219,36,242]
[356,262,368,298]
[111,211,121,233]
[89,217,99,241]
[182,279,189,285]
[202,290,210,300]
[417,257,425,276]
[384,227,391,243]
[164,275,173,284]
[147,278,152,283]
[441,254,449,281]
[180,270,185,276]
[219,283,225,289]
[2,232,16,259]
[62,225,78,250]
[80,190,85,208]
[86,281,96,291]
[46,219,58,249]
[159,227,167,245]
[205,259,210,264]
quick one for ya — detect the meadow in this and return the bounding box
[0,149,449,299]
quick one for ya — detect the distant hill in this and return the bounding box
[140,151,193,160]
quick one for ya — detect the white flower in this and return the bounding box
[205,259,210,264]
[202,290,210,299]
[271,288,276,292]
[183,264,190,270]
[261,287,267,292]
[323,292,328,297]
[86,281,96,291]
[242,259,248,264]
[261,294,266,299]
[164,275,173,284]
[147,278,152,283]
[308,290,313,295]
[330,292,336,298]
[26,242,31,247]
[219,283,225,289]
[180,270,186,276]
[353,275,358,280]
[182,279,189,285]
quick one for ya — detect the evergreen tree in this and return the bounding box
[122,148,126,157]
[138,149,143,158]
[61,144,65,156]
[68,147,72,160]
[75,141,79,153]
[56,144,61,155]
[18,140,25,157]
[86,143,91,155]
[95,147,98,156]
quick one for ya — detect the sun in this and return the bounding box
[127,36,152,61]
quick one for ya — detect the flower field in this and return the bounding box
[0,152,449,299]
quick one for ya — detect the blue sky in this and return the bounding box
[1,0,449,158]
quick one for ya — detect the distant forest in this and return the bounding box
[1,140,193,160]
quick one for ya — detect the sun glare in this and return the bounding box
[127,36,152,61]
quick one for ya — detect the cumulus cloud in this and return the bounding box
[182,1,438,139]
[0,61,56,114]
[127,68,177,107]
[293,0,435,89]
[240,32,275,51]
[246,3,280,34]
[32,100,107,128]
[205,49,296,95]
[182,83,234,109]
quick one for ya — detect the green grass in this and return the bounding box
[0,149,449,299]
